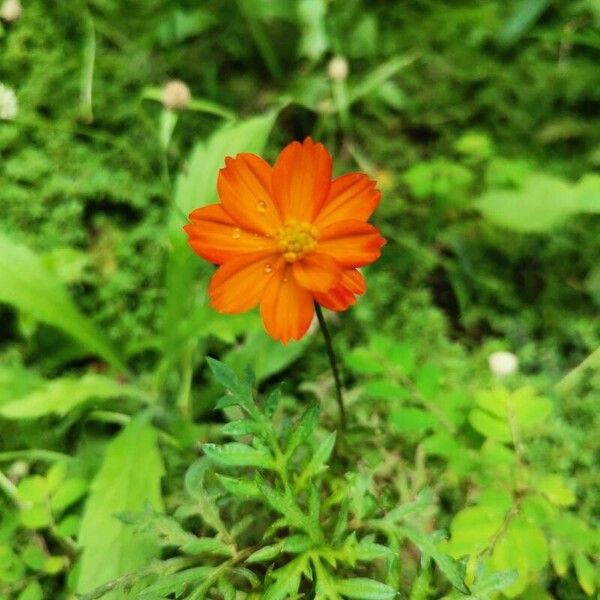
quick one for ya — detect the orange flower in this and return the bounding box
[184,138,386,343]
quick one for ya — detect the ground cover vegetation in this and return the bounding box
[0,1,599,598]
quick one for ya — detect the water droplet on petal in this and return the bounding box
[282,276,289,283]
[264,263,273,273]
[257,201,267,213]
[232,228,241,239]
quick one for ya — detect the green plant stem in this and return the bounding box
[0,469,20,507]
[314,303,346,429]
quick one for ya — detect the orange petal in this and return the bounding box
[292,253,342,292]
[316,220,386,268]
[209,251,280,314]
[315,173,381,230]
[185,205,276,264]
[271,138,332,222]
[260,265,314,343]
[314,269,366,311]
[217,153,282,234]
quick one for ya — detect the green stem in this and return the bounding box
[314,303,346,429]
[0,469,20,507]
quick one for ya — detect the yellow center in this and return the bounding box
[275,220,318,262]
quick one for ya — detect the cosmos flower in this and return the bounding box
[185,138,386,343]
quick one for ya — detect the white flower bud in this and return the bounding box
[0,83,18,120]
[327,56,349,82]
[488,351,519,377]
[162,79,191,111]
[1,0,22,22]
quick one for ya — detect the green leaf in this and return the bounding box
[390,408,437,433]
[335,577,397,599]
[346,55,415,107]
[0,232,125,371]
[574,552,596,596]
[469,408,511,442]
[475,174,578,232]
[217,474,261,498]
[246,544,283,564]
[77,418,164,599]
[17,581,43,600]
[549,541,569,577]
[203,443,276,470]
[161,112,277,376]
[498,0,552,46]
[285,401,320,457]
[296,431,336,489]
[181,537,233,557]
[537,474,576,507]
[0,374,147,419]
[491,518,548,597]
[225,326,312,383]
[51,477,88,513]
[264,555,307,600]
[470,570,519,597]
[401,527,469,594]
[206,358,241,394]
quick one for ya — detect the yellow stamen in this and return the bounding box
[275,221,318,262]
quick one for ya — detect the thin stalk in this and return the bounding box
[0,469,20,507]
[314,303,346,429]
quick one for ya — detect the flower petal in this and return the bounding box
[316,220,386,268]
[315,173,381,230]
[217,153,282,234]
[292,252,342,292]
[271,138,332,222]
[314,269,366,311]
[260,265,314,343]
[209,252,280,314]
[185,205,276,264]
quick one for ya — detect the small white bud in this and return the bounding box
[0,0,22,22]
[8,460,29,481]
[488,351,519,377]
[162,79,191,111]
[0,83,18,120]
[327,56,349,82]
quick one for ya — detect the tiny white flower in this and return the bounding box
[162,79,191,111]
[488,351,519,377]
[0,83,18,120]
[1,0,22,22]
[327,56,349,82]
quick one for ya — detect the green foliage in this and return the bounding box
[1,0,598,598]
[76,418,164,598]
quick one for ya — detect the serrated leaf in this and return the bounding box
[335,577,397,599]
[470,569,519,597]
[77,419,164,599]
[296,431,336,489]
[246,544,282,564]
[181,537,233,557]
[0,232,125,371]
[217,474,261,498]
[221,419,261,437]
[264,555,307,600]
[206,358,241,394]
[401,527,469,594]
[203,443,275,470]
[0,374,147,419]
[285,402,320,458]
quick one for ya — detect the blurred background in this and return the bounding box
[0,1,599,599]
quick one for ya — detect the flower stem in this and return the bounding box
[314,303,346,429]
